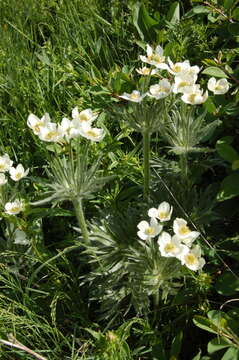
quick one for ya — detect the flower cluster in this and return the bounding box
[137,201,205,271]
[0,153,29,185]
[120,44,229,105]
[27,107,105,143]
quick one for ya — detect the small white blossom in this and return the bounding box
[148,202,173,222]
[172,73,197,94]
[78,122,105,142]
[173,218,200,246]
[72,107,98,124]
[181,85,208,105]
[148,79,171,99]
[0,173,7,186]
[27,113,51,135]
[179,244,205,271]
[207,77,229,95]
[0,154,13,173]
[139,44,168,69]
[158,232,188,258]
[60,117,80,141]
[137,218,162,241]
[38,122,64,142]
[119,90,146,103]
[9,164,29,181]
[136,66,159,76]
[5,200,24,215]
[167,59,191,75]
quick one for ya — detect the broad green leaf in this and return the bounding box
[170,330,183,357]
[192,350,201,360]
[217,173,239,201]
[232,159,239,170]
[221,347,239,360]
[193,316,218,335]
[215,271,239,296]
[223,0,235,10]
[202,67,228,78]
[233,8,239,21]
[208,337,231,354]
[167,2,180,24]
[131,2,158,41]
[185,5,210,18]
[228,23,239,36]
[203,97,217,114]
[216,138,239,163]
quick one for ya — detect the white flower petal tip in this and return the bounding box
[38,122,64,143]
[78,122,105,142]
[137,218,162,240]
[27,113,51,135]
[0,154,13,173]
[207,77,229,95]
[9,164,29,181]
[147,79,171,99]
[0,173,7,186]
[72,107,98,124]
[173,218,200,246]
[139,44,168,69]
[136,67,159,76]
[148,201,173,222]
[5,200,24,215]
[118,90,146,103]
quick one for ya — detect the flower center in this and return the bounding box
[164,243,175,253]
[45,131,57,140]
[174,65,182,72]
[86,130,97,137]
[188,94,197,103]
[145,227,154,235]
[150,54,164,63]
[130,93,139,100]
[159,211,168,219]
[11,206,20,213]
[79,114,89,122]
[185,253,197,266]
[0,164,6,171]
[179,225,191,236]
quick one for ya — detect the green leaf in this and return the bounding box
[217,173,239,201]
[203,97,217,114]
[170,330,183,358]
[193,316,218,335]
[228,23,239,36]
[167,2,180,24]
[215,271,239,296]
[216,138,239,163]
[185,5,210,18]
[221,347,239,360]
[208,337,231,354]
[202,67,228,78]
[131,2,158,41]
[233,8,239,21]
[223,0,235,10]
[192,350,201,360]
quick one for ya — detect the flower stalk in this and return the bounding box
[73,197,90,244]
[143,130,151,201]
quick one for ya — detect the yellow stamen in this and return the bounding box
[179,225,191,236]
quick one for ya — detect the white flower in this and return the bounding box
[148,202,173,222]
[167,59,191,75]
[179,244,205,271]
[139,44,168,69]
[60,117,80,141]
[5,200,24,215]
[27,113,51,135]
[173,218,200,246]
[136,67,159,76]
[0,173,7,186]
[118,90,146,103]
[38,122,64,142]
[0,154,13,172]
[147,79,171,99]
[9,164,29,181]
[14,229,29,245]
[172,73,197,94]
[137,218,162,241]
[72,107,98,124]
[207,77,229,95]
[158,232,188,258]
[181,85,208,105]
[78,122,105,142]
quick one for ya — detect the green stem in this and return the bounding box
[73,197,90,244]
[143,130,151,201]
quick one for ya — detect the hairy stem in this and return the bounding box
[73,197,90,243]
[143,130,151,201]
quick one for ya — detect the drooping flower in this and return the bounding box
[0,173,7,186]
[147,79,171,99]
[5,200,24,215]
[38,122,64,142]
[9,164,29,181]
[136,66,158,76]
[207,77,229,95]
[0,154,13,172]
[27,113,51,135]
[179,244,205,271]
[72,107,98,124]
[181,85,208,105]
[173,218,200,246]
[118,90,146,103]
[78,122,105,142]
[137,218,162,241]
[148,201,173,222]
[60,117,80,141]
[158,232,188,258]
[139,44,168,69]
